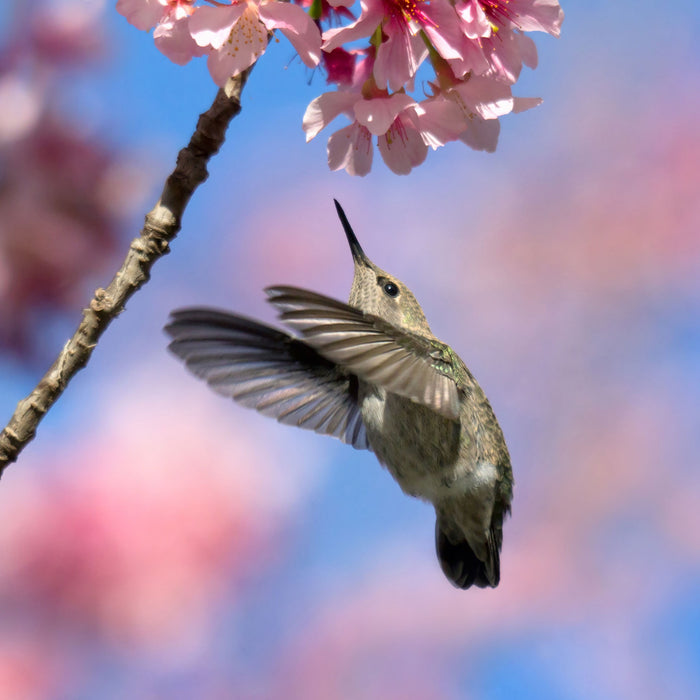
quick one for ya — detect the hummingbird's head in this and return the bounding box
[334,200,433,336]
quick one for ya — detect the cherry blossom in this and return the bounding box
[327,122,374,176]
[116,0,203,64]
[375,114,427,174]
[189,1,321,86]
[323,0,471,92]
[154,12,208,65]
[415,86,540,155]
[304,89,428,175]
[450,0,563,81]
[116,0,179,32]
[117,0,321,81]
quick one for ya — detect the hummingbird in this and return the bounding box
[165,201,513,589]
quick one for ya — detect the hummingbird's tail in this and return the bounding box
[435,522,500,589]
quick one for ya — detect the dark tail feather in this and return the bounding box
[435,522,500,589]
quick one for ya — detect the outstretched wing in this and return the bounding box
[165,308,370,450]
[266,287,462,421]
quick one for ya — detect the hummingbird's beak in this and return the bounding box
[334,199,371,267]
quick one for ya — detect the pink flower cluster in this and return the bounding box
[117,0,563,175]
[116,0,321,80]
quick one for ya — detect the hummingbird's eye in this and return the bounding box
[383,282,399,298]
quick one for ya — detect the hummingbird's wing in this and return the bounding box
[165,308,370,450]
[265,287,462,421]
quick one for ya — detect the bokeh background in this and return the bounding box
[1,1,699,698]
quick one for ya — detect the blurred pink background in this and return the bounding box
[0,1,699,698]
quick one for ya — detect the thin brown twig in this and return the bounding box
[0,70,252,477]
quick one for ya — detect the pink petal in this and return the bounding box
[154,16,206,66]
[421,0,468,61]
[189,5,245,50]
[516,31,538,69]
[414,97,466,149]
[374,23,427,92]
[327,123,373,176]
[377,118,427,175]
[207,50,240,87]
[458,115,500,152]
[353,93,416,136]
[204,7,268,86]
[303,91,360,141]
[512,96,543,113]
[510,0,564,37]
[481,29,526,83]
[452,75,514,120]
[322,1,383,53]
[116,0,166,31]
[258,2,322,68]
[448,39,490,77]
[455,0,492,39]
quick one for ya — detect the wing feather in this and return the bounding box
[165,308,370,450]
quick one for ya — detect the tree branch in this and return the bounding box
[0,70,253,477]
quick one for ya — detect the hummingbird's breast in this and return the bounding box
[358,382,472,503]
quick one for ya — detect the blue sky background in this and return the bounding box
[1,1,699,698]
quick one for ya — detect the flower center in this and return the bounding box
[386,0,433,28]
[480,1,519,29]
